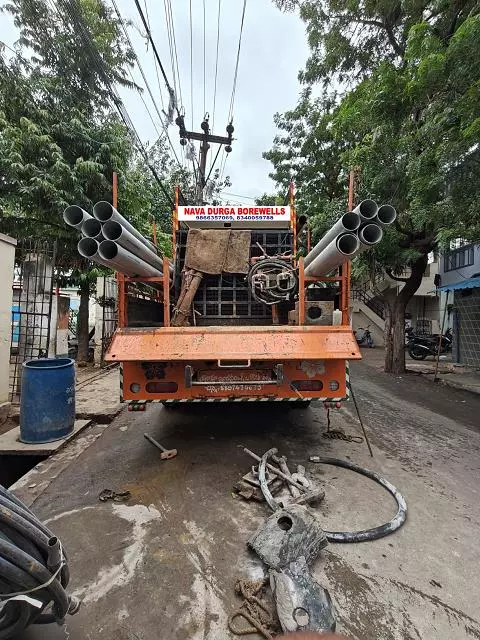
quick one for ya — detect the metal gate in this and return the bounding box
[9,240,57,402]
[96,275,117,366]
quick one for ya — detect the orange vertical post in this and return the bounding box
[172,186,179,262]
[113,172,126,328]
[341,169,356,325]
[163,257,170,327]
[298,256,305,325]
[290,181,296,265]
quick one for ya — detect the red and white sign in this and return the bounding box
[178,205,291,224]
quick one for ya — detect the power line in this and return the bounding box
[109,0,182,170]
[203,0,206,117]
[163,0,183,110]
[56,0,175,207]
[141,0,164,110]
[212,0,221,132]
[228,0,247,122]
[221,192,258,200]
[133,0,178,116]
[189,0,194,130]
[205,144,222,184]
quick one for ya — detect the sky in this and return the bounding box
[1,0,310,204]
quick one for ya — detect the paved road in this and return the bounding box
[19,353,480,639]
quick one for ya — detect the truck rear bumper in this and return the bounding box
[105,325,361,362]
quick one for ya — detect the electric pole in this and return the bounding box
[176,114,234,203]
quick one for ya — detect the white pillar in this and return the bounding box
[0,233,17,422]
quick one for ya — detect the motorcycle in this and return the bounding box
[356,326,374,348]
[408,328,452,360]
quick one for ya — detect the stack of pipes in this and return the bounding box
[304,200,396,277]
[63,201,169,279]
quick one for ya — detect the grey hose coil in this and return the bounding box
[0,485,79,638]
[309,457,407,542]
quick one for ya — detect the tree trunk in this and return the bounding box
[384,292,406,374]
[77,282,90,364]
[384,253,428,374]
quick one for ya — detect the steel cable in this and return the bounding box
[308,458,407,542]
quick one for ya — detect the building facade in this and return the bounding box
[438,243,480,368]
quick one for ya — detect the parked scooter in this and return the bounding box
[356,326,374,348]
[408,328,452,360]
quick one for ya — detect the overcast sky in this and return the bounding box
[1,1,309,204]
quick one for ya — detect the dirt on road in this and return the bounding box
[18,353,480,640]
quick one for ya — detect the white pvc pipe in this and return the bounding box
[77,238,120,271]
[359,223,383,245]
[93,201,157,253]
[305,233,360,277]
[82,219,104,242]
[354,223,383,255]
[98,240,162,278]
[63,205,93,230]
[102,220,164,271]
[304,212,361,268]
[376,204,397,226]
[353,199,378,222]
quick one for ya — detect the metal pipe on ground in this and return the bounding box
[353,199,378,222]
[304,232,360,277]
[356,223,383,253]
[63,205,93,230]
[98,240,163,278]
[375,204,397,227]
[93,201,157,253]
[304,212,360,268]
[81,219,104,242]
[102,220,164,272]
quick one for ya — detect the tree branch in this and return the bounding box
[331,14,405,56]
[384,22,404,56]
[385,268,409,283]
[394,220,412,236]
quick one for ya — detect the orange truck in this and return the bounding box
[105,185,361,408]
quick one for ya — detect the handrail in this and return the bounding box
[351,289,385,320]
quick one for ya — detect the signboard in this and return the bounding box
[178,205,291,224]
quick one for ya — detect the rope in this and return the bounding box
[323,407,364,443]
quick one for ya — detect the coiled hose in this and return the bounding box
[0,485,79,638]
[309,457,407,543]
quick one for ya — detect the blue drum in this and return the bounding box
[20,358,75,444]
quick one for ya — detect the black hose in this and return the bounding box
[0,485,79,638]
[309,457,407,543]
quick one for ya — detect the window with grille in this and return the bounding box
[444,245,474,272]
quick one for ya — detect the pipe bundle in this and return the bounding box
[63,202,167,278]
[304,200,396,277]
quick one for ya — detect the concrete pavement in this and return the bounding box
[15,356,480,640]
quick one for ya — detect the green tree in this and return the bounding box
[269,1,480,372]
[0,0,185,361]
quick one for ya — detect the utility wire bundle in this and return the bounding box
[0,485,80,638]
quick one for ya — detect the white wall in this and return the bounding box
[351,300,385,347]
[0,234,17,408]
